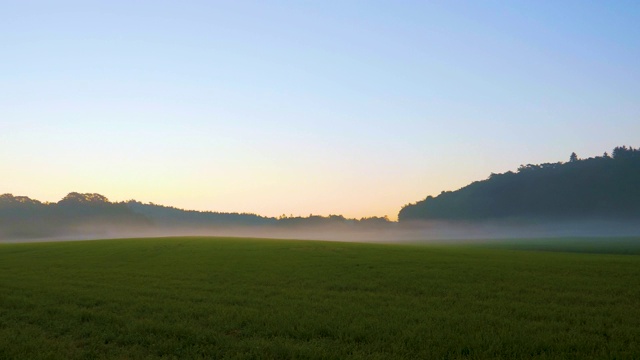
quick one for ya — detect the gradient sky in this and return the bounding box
[2,1,639,219]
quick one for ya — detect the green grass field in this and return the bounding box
[1,237,639,359]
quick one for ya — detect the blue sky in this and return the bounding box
[2,1,639,219]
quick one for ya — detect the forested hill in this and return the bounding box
[398,146,640,222]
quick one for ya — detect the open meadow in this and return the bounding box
[1,237,639,359]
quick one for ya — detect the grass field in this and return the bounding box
[1,237,640,359]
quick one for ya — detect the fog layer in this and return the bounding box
[3,218,640,244]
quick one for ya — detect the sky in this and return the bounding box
[1,1,639,220]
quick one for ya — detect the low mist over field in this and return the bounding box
[3,146,639,243]
[3,205,640,244]
[5,220,640,244]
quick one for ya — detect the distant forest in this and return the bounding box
[0,193,151,239]
[0,193,390,239]
[2,145,639,239]
[399,146,640,222]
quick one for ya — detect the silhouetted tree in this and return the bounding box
[612,145,639,160]
[570,152,578,162]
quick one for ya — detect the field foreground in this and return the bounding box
[1,237,639,359]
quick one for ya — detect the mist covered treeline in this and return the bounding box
[0,193,391,240]
[399,146,640,221]
[3,145,640,241]
[126,202,390,228]
[0,193,151,239]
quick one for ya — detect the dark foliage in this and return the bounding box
[0,193,151,239]
[1,193,393,239]
[274,214,391,228]
[125,201,277,227]
[399,146,640,221]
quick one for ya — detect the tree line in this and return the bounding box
[398,146,640,221]
[0,193,391,239]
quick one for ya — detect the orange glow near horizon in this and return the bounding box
[2,2,639,222]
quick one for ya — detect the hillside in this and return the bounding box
[399,146,640,221]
